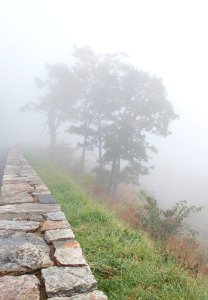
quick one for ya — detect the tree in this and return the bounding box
[89,53,123,173]
[69,48,126,173]
[102,64,178,194]
[67,47,178,193]
[68,46,99,172]
[22,63,78,159]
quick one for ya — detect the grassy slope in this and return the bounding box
[27,154,208,300]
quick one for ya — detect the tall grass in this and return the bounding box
[26,153,208,300]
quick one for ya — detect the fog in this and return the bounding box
[1,0,208,225]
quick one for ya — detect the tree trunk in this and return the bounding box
[80,134,87,173]
[112,154,120,196]
[48,113,57,161]
[50,128,56,160]
[80,101,91,173]
[98,116,103,170]
[108,156,117,194]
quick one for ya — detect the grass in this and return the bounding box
[26,153,208,300]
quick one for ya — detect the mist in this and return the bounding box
[1,0,208,235]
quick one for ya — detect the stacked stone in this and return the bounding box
[0,149,107,300]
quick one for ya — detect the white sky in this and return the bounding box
[1,0,208,206]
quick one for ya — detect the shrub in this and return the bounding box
[137,191,202,241]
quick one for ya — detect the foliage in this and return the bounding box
[138,191,202,240]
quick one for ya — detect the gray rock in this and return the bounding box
[35,184,49,193]
[0,193,34,205]
[45,228,75,244]
[42,266,97,297]
[0,212,42,221]
[26,178,42,185]
[0,274,40,300]
[32,191,51,201]
[2,178,26,185]
[0,231,53,275]
[49,290,108,299]
[0,220,40,232]
[0,203,60,215]
[2,174,20,180]
[1,183,34,194]
[71,291,108,300]
[54,240,80,249]
[44,211,66,221]
[41,220,69,232]
[39,194,57,204]
[54,247,87,266]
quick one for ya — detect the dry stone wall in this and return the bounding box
[0,148,8,188]
[0,149,107,300]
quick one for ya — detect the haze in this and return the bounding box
[1,0,208,214]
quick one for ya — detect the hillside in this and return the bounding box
[27,153,208,300]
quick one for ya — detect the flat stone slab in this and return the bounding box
[35,185,50,193]
[41,220,69,232]
[0,220,40,232]
[2,174,21,179]
[45,229,75,244]
[1,183,34,194]
[26,178,42,184]
[54,247,87,266]
[0,193,34,205]
[42,266,97,297]
[0,231,53,275]
[32,191,51,201]
[0,275,40,300]
[0,203,60,214]
[0,212,42,221]
[49,291,108,299]
[54,240,80,249]
[39,194,56,204]
[2,178,27,184]
[44,211,66,221]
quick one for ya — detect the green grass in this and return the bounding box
[26,153,208,300]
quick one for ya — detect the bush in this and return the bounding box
[137,191,202,241]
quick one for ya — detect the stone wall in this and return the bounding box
[0,148,8,188]
[0,149,107,300]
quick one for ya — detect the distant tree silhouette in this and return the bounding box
[68,46,178,194]
[22,64,78,159]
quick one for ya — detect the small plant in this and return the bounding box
[138,191,202,241]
